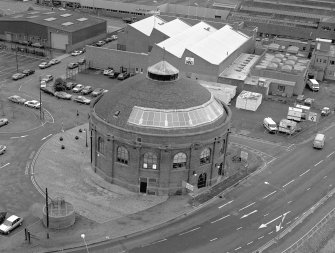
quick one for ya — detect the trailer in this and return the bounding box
[278,119,297,135]
[287,107,302,122]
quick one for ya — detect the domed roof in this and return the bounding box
[93,61,228,134]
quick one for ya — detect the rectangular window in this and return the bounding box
[278,85,285,92]
[331,60,335,65]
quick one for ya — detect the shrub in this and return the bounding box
[54,78,67,92]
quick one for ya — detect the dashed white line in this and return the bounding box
[10,136,19,139]
[287,201,293,204]
[219,200,234,209]
[306,187,311,191]
[247,241,253,245]
[262,190,277,199]
[327,151,334,158]
[258,236,264,240]
[239,202,255,211]
[210,238,217,242]
[41,134,52,141]
[20,135,28,138]
[282,179,295,188]
[0,163,10,169]
[286,221,292,225]
[236,227,242,230]
[268,231,274,235]
[234,246,242,251]
[179,227,200,236]
[299,169,310,177]
[264,213,269,217]
[149,238,167,245]
[211,215,230,224]
[314,160,323,166]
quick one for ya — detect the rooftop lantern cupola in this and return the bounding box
[147,60,179,82]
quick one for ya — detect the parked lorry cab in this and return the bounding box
[307,79,319,92]
[278,119,297,135]
[287,107,303,122]
[313,133,325,149]
[263,117,278,133]
[295,104,310,120]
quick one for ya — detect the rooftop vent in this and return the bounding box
[204,27,211,31]
[77,18,88,21]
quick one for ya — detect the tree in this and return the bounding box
[54,78,67,92]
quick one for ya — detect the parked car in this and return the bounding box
[54,91,72,100]
[95,40,106,47]
[8,95,26,104]
[321,107,331,116]
[304,98,314,106]
[78,58,86,65]
[0,215,23,234]
[91,88,105,97]
[38,62,51,69]
[67,62,79,69]
[82,86,93,95]
[73,95,91,105]
[109,72,119,79]
[12,73,25,80]
[0,145,6,155]
[24,100,41,109]
[111,35,118,41]
[31,42,44,48]
[41,75,53,83]
[0,212,6,225]
[117,72,130,80]
[103,68,114,75]
[41,87,55,96]
[22,69,35,76]
[72,84,84,93]
[0,118,9,127]
[65,82,77,90]
[71,50,83,56]
[49,58,60,65]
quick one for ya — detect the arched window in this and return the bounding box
[173,152,187,168]
[117,146,129,165]
[143,152,158,169]
[200,148,211,165]
[97,137,104,154]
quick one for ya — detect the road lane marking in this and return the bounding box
[219,200,233,209]
[179,227,200,236]
[264,213,269,216]
[149,238,167,245]
[247,241,253,245]
[0,163,10,169]
[262,190,277,199]
[10,136,19,139]
[314,160,323,166]
[268,231,274,234]
[241,210,258,219]
[25,162,30,175]
[282,180,294,188]
[259,211,291,229]
[41,134,52,141]
[234,246,241,251]
[327,151,334,158]
[236,227,242,230]
[286,221,291,225]
[210,238,217,242]
[211,215,230,224]
[287,201,293,204]
[299,169,310,177]
[258,236,264,239]
[306,187,310,191]
[20,135,28,138]
[239,202,255,211]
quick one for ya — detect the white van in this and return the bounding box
[313,133,325,149]
[263,117,278,133]
[307,79,319,92]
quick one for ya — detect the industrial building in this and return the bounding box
[89,60,232,196]
[0,10,106,52]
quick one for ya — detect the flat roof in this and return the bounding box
[220,53,260,80]
[315,44,335,57]
[0,10,106,32]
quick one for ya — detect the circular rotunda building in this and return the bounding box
[89,61,232,196]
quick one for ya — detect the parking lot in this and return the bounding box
[0,50,42,81]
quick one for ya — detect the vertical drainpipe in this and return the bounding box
[109,135,114,183]
[209,138,216,186]
[187,144,193,184]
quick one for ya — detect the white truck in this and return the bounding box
[278,119,297,135]
[287,107,303,122]
[295,104,310,120]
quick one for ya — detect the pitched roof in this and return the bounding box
[129,15,166,36]
[157,21,217,58]
[187,25,250,65]
[155,18,190,37]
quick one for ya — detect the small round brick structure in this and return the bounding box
[43,197,75,229]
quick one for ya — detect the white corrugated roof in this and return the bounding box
[157,21,217,58]
[187,25,250,65]
[130,15,166,36]
[155,18,190,38]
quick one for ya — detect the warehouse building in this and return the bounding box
[0,10,106,52]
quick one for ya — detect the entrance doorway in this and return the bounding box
[140,177,147,193]
[197,173,207,188]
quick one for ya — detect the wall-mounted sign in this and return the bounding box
[185,57,194,65]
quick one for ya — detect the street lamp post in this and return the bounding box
[194,3,198,19]
[188,0,191,17]
[81,234,90,253]
[264,181,289,232]
[85,129,88,147]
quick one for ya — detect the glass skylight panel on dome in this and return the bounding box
[128,98,223,129]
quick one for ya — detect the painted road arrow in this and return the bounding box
[241,210,258,219]
[259,211,291,229]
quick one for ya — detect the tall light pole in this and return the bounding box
[187,0,191,17]
[264,181,289,232]
[194,3,198,19]
[81,234,90,253]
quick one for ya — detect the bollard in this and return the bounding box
[28,231,31,244]
[24,228,27,241]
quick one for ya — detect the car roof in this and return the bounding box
[7,215,19,222]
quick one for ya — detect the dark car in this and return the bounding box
[91,88,105,97]
[22,69,35,76]
[67,62,79,69]
[54,91,72,100]
[117,72,130,80]
[65,82,77,90]
[95,41,105,47]
[82,86,93,95]
[0,212,6,225]
[41,87,55,96]
[109,72,119,79]
[78,58,86,65]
